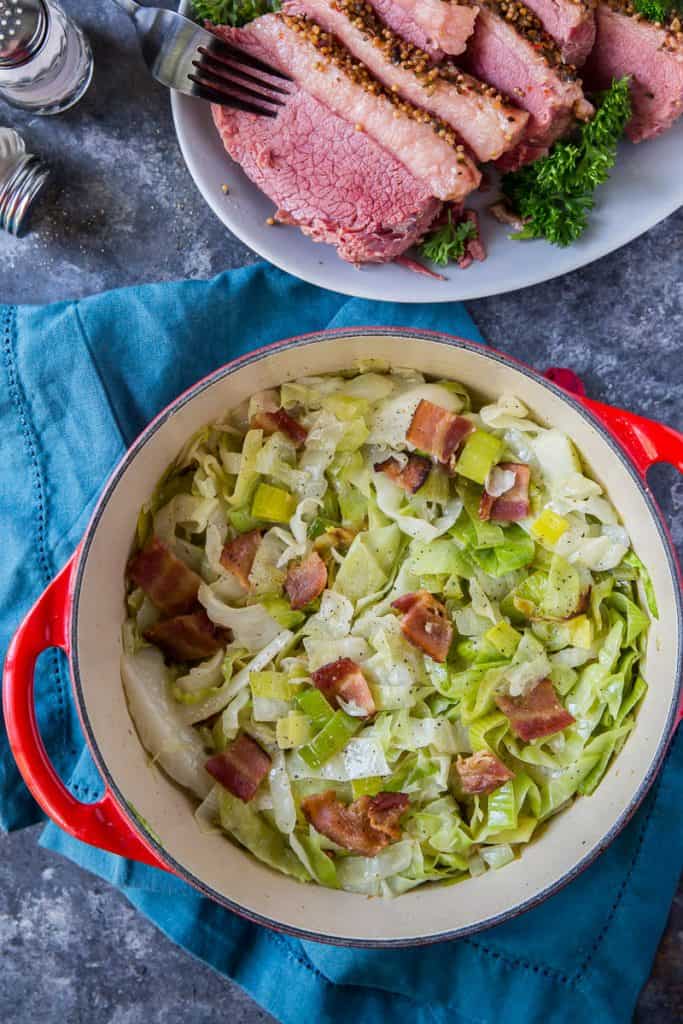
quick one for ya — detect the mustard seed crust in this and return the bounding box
[282,12,471,152]
[602,0,683,45]
[477,0,581,78]
[326,0,514,105]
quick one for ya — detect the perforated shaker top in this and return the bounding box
[0,0,47,69]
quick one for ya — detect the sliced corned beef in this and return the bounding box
[285,0,529,162]
[215,14,480,201]
[522,0,596,65]
[212,73,440,264]
[366,0,479,56]
[210,89,440,264]
[365,0,447,57]
[583,1,683,142]
[463,0,594,164]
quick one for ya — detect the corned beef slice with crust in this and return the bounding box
[366,0,479,55]
[365,0,447,57]
[215,15,479,201]
[583,1,683,142]
[285,0,528,162]
[462,0,594,164]
[521,0,596,65]
[212,43,441,261]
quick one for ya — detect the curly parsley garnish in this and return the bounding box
[501,77,632,247]
[632,0,681,21]
[192,0,281,27]
[419,212,477,266]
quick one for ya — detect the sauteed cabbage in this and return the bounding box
[122,365,654,896]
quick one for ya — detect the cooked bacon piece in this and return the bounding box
[479,463,531,522]
[365,792,410,841]
[251,406,308,448]
[456,750,514,794]
[127,537,201,616]
[495,678,575,741]
[301,790,410,855]
[392,590,453,663]
[144,610,230,662]
[205,733,272,802]
[220,529,262,589]
[285,551,328,610]
[312,658,376,717]
[406,399,474,465]
[374,454,431,494]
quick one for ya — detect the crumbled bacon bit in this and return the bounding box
[374,454,431,494]
[206,733,271,802]
[285,551,328,609]
[144,610,230,662]
[406,399,474,465]
[251,406,308,447]
[301,790,410,855]
[127,537,201,616]
[392,591,453,662]
[220,529,262,589]
[312,658,376,717]
[479,463,531,521]
[495,678,575,741]
[456,750,514,794]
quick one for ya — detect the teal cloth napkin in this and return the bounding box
[1,265,681,1024]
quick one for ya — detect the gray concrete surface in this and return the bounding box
[0,2,681,1021]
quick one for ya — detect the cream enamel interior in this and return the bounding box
[73,333,681,944]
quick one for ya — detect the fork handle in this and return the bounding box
[111,0,142,17]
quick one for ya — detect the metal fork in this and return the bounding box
[111,0,291,116]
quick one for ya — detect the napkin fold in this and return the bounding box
[0,265,680,1024]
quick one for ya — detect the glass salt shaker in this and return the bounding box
[0,126,49,233]
[0,1,93,114]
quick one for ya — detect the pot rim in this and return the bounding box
[68,326,683,947]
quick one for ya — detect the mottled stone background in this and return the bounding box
[0,2,681,1021]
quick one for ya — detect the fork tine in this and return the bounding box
[198,49,290,96]
[202,38,293,83]
[188,79,279,117]
[192,62,287,108]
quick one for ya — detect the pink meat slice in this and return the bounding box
[365,0,447,57]
[521,0,596,65]
[212,87,441,264]
[369,0,479,55]
[285,0,528,162]
[583,1,683,142]
[218,14,479,201]
[463,1,594,160]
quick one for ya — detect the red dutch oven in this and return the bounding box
[3,328,683,946]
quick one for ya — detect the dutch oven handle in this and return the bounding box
[3,553,169,870]
[545,368,683,727]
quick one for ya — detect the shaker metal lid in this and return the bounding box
[0,0,47,69]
